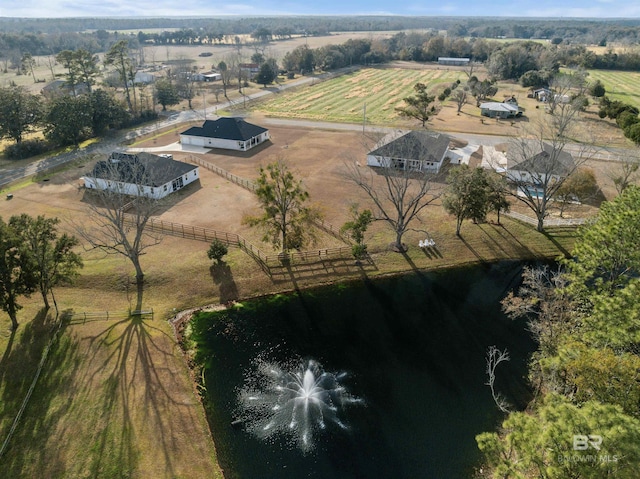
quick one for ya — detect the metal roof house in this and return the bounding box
[366,131,451,173]
[83,152,199,199]
[479,102,523,119]
[180,117,270,151]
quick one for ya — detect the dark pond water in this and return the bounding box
[191,261,536,479]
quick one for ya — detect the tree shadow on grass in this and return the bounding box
[79,313,198,478]
[0,309,79,478]
[210,261,239,303]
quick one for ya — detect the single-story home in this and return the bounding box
[479,102,523,119]
[41,80,89,98]
[133,71,155,84]
[239,63,260,75]
[180,117,270,151]
[83,152,199,199]
[505,142,575,186]
[366,130,451,173]
[438,57,470,66]
[192,71,222,82]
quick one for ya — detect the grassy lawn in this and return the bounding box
[586,69,640,110]
[254,67,466,125]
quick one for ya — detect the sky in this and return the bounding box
[1,0,640,19]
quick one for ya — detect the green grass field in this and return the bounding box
[587,69,640,110]
[255,67,466,125]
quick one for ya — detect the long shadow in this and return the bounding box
[0,309,77,477]
[210,261,239,303]
[269,256,378,284]
[458,235,486,263]
[83,314,193,477]
[542,230,572,259]
[490,223,534,257]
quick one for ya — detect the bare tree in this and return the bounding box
[503,102,595,231]
[608,149,640,195]
[344,132,440,251]
[485,346,511,413]
[76,155,164,287]
[452,88,468,113]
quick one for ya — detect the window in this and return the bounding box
[163,185,168,191]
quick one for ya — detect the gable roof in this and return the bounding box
[369,131,450,163]
[181,117,268,141]
[89,152,196,187]
[507,142,575,177]
[480,102,520,113]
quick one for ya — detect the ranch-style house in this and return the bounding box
[180,117,270,151]
[83,152,199,199]
[366,130,451,173]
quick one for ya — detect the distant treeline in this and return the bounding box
[2,15,640,43]
[2,17,640,73]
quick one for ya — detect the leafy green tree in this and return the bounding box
[72,48,100,93]
[10,214,83,311]
[105,40,135,112]
[340,205,373,259]
[244,160,321,253]
[477,394,640,479]
[0,217,36,330]
[155,78,180,111]
[0,86,43,145]
[395,82,437,127]
[588,79,606,98]
[442,165,491,236]
[43,94,92,147]
[255,63,276,87]
[207,239,228,263]
[88,89,129,136]
[555,167,598,216]
[565,186,640,297]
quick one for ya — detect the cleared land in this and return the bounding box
[252,64,630,147]
[586,69,640,111]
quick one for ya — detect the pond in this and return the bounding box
[190,261,536,479]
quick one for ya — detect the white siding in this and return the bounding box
[83,167,199,199]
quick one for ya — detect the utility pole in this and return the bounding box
[362,102,366,134]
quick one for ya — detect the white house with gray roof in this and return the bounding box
[83,152,199,199]
[180,117,270,151]
[366,131,450,173]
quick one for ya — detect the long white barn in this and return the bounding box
[180,117,270,151]
[83,152,199,199]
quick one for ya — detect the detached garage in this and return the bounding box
[180,117,270,151]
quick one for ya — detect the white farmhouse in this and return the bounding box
[180,117,270,151]
[505,142,575,186]
[83,152,199,199]
[366,131,451,173]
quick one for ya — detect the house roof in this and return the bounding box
[480,102,520,113]
[507,142,575,177]
[181,117,268,141]
[88,152,197,187]
[368,131,450,163]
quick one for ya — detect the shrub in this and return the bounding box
[352,243,368,260]
[207,239,228,262]
[4,139,50,160]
